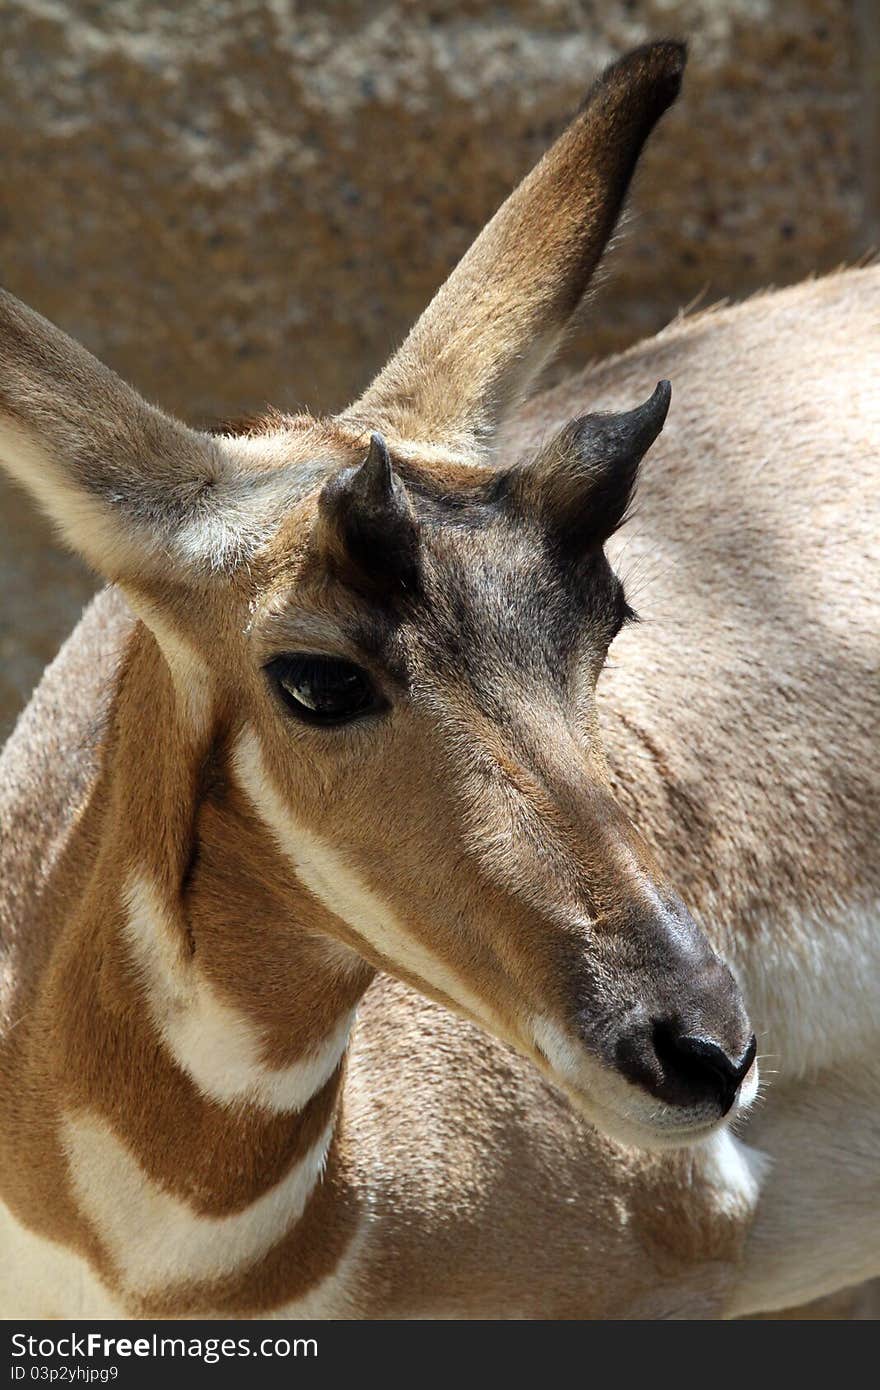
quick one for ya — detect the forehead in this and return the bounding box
[256,448,623,685]
[413,513,602,683]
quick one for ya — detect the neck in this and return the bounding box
[4,620,373,1313]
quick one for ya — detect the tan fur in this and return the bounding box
[0,43,877,1317]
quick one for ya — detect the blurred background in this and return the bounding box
[0,0,878,1319]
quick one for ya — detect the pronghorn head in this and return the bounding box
[0,42,757,1148]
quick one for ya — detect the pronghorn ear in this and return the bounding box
[316,432,420,590]
[513,380,671,543]
[0,288,279,584]
[343,42,685,460]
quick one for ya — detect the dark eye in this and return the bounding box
[266,654,381,726]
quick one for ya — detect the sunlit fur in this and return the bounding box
[0,41,878,1318]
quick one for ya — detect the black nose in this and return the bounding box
[614,1016,756,1116]
[589,890,756,1117]
[651,1024,757,1115]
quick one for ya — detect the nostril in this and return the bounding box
[653,1026,757,1115]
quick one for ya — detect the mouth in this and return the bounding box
[567,1058,759,1150]
[532,1015,760,1151]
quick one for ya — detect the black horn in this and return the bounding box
[512,380,672,543]
[317,432,420,589]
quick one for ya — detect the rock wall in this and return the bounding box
[0,1,872,424]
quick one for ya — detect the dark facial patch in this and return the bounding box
[297,414,653,722]
[317,481,632,726]
[413,521,628,708]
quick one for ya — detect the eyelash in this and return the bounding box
[609,580,638,639]
[617,599,638,631]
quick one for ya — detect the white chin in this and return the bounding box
[543,1041,761,1152]
[597,1109,728,1152]
[569,1075,760,1153]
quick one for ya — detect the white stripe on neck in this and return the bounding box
[63,1108,333,1292]
[123,874,353,1113]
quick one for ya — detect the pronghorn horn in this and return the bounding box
[317,431,420,588]
[514,380,672,542]
[353,432,396,509]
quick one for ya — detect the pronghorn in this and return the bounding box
[0,39,878,1320]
